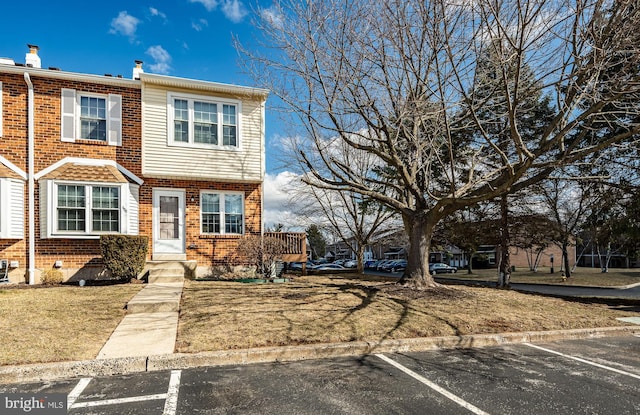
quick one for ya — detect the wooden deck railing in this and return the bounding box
[264,232,307,263]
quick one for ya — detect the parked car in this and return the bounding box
[429,263,457,274]
[376,260,395,271]
[364,260,378,269]
[313,263,346,271]
[343,259,357,268]
[288,261,315,270]
[387,259,407,273]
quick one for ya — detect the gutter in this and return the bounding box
[23,73,35,285]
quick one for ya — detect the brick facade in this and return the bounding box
[0,67,263,283]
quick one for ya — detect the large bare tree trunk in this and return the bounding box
[399,214,438,288]
[498,195,511,288]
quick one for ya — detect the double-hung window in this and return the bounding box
[56,183,120,234]
[168,93,240,148]
[201,191,244,235]
[80,96,107,141]
[61,89,122,145]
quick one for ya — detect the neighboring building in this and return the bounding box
[0,45,275,283]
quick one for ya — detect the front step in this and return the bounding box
[145,260,197,283]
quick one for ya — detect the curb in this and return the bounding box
[1,325,638,385]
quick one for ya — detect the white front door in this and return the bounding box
[153,189,185,258]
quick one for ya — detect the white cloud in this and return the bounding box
[221,0,248,23]
[259,6,284,30]
[109,11,140,39]
[263,171,308,230]
[190,0,219,12]
[190,0,247,23]
[149,7,167,21]
[146,45,172,74]
[192,18,209,32]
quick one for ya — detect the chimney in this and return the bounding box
[25,44,41,68]
[133,60,144,80]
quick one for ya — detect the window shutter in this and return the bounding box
[107,94,122,146]
[39,180,49,238]
[60,88,76,142]
[127,184,140,235]
[9,180,24,239]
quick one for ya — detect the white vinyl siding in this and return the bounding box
[0,178,24,239]
[40,180,139,239]
[61,88,122,145]
[142,84,263,181]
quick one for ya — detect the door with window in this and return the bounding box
[153,189,185,259]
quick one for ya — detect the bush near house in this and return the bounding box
[100,235,148,282]
[40,268,63,285]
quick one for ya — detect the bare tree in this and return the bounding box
[239,0,640,288]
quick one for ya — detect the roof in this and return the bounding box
[139,73,269,100]
[39,162,129,183]
[0,163,23,180]
[34,157,143,185]
[0,155,27,180]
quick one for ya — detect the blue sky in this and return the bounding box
[0,0,287,174]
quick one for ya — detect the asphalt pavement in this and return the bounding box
[3,336,639,414]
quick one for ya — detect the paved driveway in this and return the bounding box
[2,335,639,414]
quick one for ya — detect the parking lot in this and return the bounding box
[2,335,639,414]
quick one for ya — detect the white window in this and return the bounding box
[168,93,240,148]
[55,183,121,234]
[200,191,244,235]
[61,89,122,145]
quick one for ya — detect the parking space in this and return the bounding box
[2,336,639,414]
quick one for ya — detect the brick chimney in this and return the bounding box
[25,44,41,68]
[133,60,143,80]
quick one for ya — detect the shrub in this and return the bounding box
[41,268,63,285]
[100,235,148,282]
[236,235,287,278]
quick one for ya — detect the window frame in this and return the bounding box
[78,93,108,142]
[53,181,123,236]
[200,190,245,235]
[167,92,241,150]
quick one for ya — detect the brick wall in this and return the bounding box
[1,71,263,281]
[139,178,262,268]
[0,72,141,280]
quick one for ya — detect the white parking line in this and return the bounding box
[68,370,182,412]
[524,343,640,380]
[71,393,168,408]
[162,370,181,415]
[67,378,92,408]
[375,354,490,415]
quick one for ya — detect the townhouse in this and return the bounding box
[0,45,270,283]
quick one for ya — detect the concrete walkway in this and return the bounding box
[97,282,183,359]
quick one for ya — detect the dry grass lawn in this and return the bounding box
[0,284,142,366]
[176,275,639,354]
[452,267,640,287]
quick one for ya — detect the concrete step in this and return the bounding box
[126,282,183,314]
[145,260,196,284]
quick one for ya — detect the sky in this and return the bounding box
[1,0,301,227]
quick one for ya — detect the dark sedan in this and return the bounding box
[428,263,457,274]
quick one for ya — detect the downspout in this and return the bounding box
[24,73,35,285]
